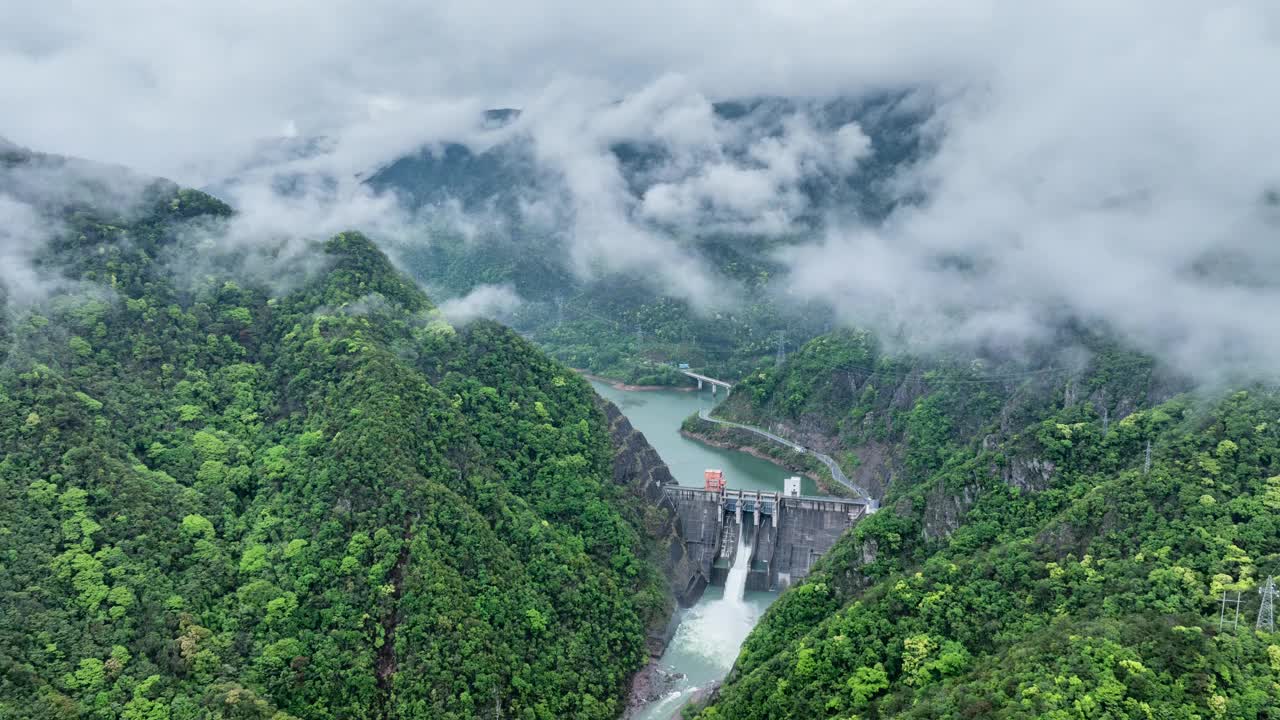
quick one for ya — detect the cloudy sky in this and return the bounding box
[4,1,1280,379]
[3,0,987,178]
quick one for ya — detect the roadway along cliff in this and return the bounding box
[696,408,876,503]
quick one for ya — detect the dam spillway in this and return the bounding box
[664,484,870,592]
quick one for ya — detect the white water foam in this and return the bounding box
[672,526,759,669]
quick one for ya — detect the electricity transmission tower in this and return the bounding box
[775,331,786,367]
[1219,590,1244,632]
[1258,577,1276,632]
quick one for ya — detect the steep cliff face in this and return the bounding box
[599,396,677,500]
[688,332,1280,718]
[598,398,708,653]
[707,331,1189,572]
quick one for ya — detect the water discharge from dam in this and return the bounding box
[676,526,756,671]
[725,527,753,605]
[589,381,830,719]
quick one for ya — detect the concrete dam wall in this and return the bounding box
[665,487,869,593]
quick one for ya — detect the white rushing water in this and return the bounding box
[635,527,762,720]
[725,527,753,602]
[678,526,756,668]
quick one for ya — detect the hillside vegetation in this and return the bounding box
[690,332,1280,718]
[0,149,669,719]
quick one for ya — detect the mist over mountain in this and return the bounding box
[8,3,1278,382]
[367,93,926,228]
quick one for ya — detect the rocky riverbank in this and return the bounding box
[601,398,708,608]
[624,664,688,718]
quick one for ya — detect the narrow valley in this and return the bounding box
[590,381,829,719]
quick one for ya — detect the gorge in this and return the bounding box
[592,381,863,719]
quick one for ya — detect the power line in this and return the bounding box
[1258,577,1276,632]
[753,358,1155,387]
[544,297,1160,386]
[1220,590,1244,632]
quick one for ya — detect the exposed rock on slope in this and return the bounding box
[688,335,1279,719]
[600,397,708,619]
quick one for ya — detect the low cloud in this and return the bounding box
[783,4,1280,381]
[0,195,58,304]
[382,82,889,311]
[637,113,872,233]
[438,283,523,324]
[0,145,161,306]
[509,78,724,309]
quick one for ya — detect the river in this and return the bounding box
[589,381,824,719]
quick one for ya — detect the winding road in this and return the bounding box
[697,409,877,507]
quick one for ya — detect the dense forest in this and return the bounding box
[687,331,1280,717]
[0,147,672,719]
[8,125,1280,720]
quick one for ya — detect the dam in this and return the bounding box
[592,379,864,719]
[665,471,870,593]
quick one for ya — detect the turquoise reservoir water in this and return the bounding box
[589,381,822,719]
[591,382,820,495]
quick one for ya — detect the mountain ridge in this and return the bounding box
[0,151,683,719]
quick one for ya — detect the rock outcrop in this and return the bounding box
[598,398,708,656]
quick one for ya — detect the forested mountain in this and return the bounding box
[11,99,1277,720]
[0,146,674,719]
[686,332,1280,717]
[363,95,928,385]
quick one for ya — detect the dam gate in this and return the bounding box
[664,477,870,592]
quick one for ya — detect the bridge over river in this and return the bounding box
[674,368,874,502]
[678,369,733,396]
[664,485,869,594]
